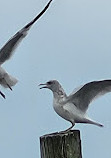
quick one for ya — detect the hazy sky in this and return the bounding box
[0,0,111,158]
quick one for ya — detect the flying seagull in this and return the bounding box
[0,0,52,99]
[39,79,111,133]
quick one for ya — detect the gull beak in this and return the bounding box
[39,83,48,89]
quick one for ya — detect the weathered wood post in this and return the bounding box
[40,130,82,158]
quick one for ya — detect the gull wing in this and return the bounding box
[68,80,111,112]
[0,0,52,65]
[69,85,84,95]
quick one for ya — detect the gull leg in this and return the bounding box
[6,83,12,91]
[4,79,12,91]
[0,91,5,99]
[60,122,75,134]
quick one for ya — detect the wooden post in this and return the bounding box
[40,130,82,158]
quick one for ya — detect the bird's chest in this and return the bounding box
[53,99,71,121]
[53,100,63,115]
[53,98,85,122]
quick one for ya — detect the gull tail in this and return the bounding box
[91,121,103,127]
[84,118,104,127]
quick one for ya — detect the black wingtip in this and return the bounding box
[24,0,53,29]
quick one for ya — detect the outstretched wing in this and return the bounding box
[0,0,52,65]
[68,80,111,112]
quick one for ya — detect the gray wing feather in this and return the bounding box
[0,30,27,65]
[0,0,52,65]
[68,80,111,112]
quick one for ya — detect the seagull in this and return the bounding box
[0,0,52,99]
[39,79,111,133]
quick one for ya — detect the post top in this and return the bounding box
[40,130,80,139]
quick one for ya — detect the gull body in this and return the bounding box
[0,0,52,98]
[39,79,111,133]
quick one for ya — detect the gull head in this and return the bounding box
[39,80,61,92]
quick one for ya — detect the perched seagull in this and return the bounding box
[0,0,52,99]
[39,79,111,133]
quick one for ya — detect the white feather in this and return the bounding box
[0,66,18,88]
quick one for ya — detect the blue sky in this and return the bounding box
[0,0,111,157]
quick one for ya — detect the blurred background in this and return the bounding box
[0,0,111,157]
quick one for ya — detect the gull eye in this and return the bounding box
[47,81,52,85]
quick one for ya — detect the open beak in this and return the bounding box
[38,83,48,89]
